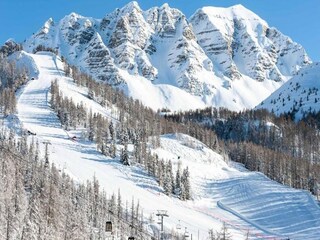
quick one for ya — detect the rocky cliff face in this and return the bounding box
[22,1,311,111]
[190,5,310,82]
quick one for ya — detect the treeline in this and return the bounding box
[0,128,174,239]
[0,40,23,57]
[50,79,192,200]
[165,107,320,194]
[66,65,224,155]
[0,54,28,116]
[32,45,59,55]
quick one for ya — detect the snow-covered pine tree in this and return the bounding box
[181,167,191,200]
[109,122,116,158]
[163,161,174,195]
[175,161,182,196]
[120,142,130,166]
[219,222,232,240]
[88,110,95,141]
[117,189,122,220]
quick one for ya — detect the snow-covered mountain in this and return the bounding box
[256,63,320,119]
[22,2,311,111]
[190,5,310,81]
[6,51,320,239]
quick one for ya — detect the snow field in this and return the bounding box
[257,62,320,120]
[11,52,320,240]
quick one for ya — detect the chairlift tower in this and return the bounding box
[156,210,169,240]
[176,220,181,230]
[184,227,190,239]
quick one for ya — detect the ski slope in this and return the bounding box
[11,52,320,240]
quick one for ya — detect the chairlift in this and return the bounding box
[184,227,190,238]
[105,221,113,233]
[26,130,36,136]
[42,140,51,145]
[176,220,181,230]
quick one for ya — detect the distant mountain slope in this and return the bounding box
[256,63,320,119]
[22,1,311,111]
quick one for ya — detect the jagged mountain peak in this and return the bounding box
[119,1,142,14]
[160,3,170,9]
[35,17,55,36]
[230,4,265,20]
[68,12,81,18]
[58,12,90,35]
[200,4,265,22]
[193,4,268,43]
[159,3,183,17]
[145,3,186,39]
[123,1,140,10]
[230,3,246,9]
[59,12,98,33]
[22,3,311,112]
[61,12,84,23]
[44,17,54,26]
[190,3,310,83]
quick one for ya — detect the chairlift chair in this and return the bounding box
[176,220,181,230]
[184,227,190,238]
[105,221,113,233]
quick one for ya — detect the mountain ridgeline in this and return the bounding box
[21,1,311,111]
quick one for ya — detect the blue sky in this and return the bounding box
[0,0,319,61]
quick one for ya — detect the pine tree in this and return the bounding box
[120,143,130,166]
[181,167,191,200]
[44,143,50,167]
[117,189,122,219]
[175,162,182,196]
[109,122,116,158]
[109,122,115,141]
[131,197,135,229]
[163,161,174,196]
[219,222,232,240]
[88,111,95,141]
[157,160,164,187]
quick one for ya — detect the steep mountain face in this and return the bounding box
[190,5,310,82]
[23,1,311,111]
[256,63,320,120]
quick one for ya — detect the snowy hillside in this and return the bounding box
[7,51,320,239]
[8,51,39,79]
[257,63,320,119]
[21,2,311,112]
